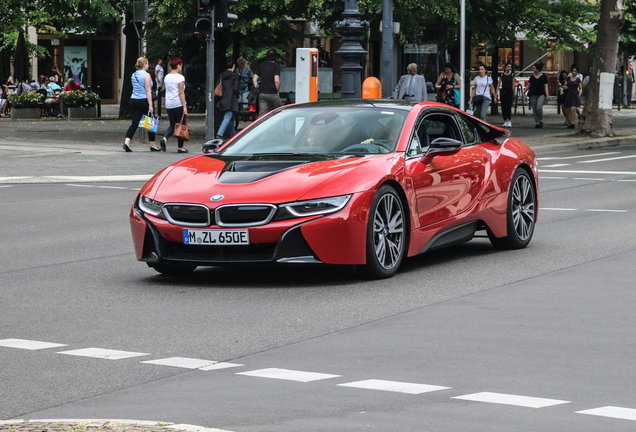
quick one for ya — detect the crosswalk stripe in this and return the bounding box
[337,379,450,394]
[452,392,570,408]
[236,368,341,382]
[141,357,217,369]
[57,348,149,360]
[199,362,243,371]
[576,406,636,421]
[0,338,67,350]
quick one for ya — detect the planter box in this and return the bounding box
[10,107,40,120]
[67,106,97,118]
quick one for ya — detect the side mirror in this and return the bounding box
[421,137,463,164]
[202,139,224,154]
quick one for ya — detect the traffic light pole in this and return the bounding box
[205,7,215,140]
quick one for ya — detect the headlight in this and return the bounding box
[280,195,351,218]
[138,195,164,217]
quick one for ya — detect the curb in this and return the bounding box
[0,419,233,432]
[525,135,636,153]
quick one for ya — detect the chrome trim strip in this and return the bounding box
[215,203,277,227]
[162,202,211,227]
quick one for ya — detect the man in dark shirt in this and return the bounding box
[252,49,281,115]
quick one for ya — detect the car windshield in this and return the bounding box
[220,106,408,156]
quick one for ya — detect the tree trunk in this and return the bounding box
[119,16,138,119]
[491,45,499,115]
[580,0,625,137]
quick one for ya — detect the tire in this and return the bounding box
[149,262,198,276]
[362,185,407,279]
[488,168,536,249]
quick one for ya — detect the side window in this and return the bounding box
[455,115,479,145]
[407,119,430,157]
[422,113,461,143]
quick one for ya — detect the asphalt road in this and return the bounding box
[1,142,636,431]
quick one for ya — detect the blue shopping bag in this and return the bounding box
[138,112,159,133]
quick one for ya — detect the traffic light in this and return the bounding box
[214,0,238,31]
[195,0,213,37]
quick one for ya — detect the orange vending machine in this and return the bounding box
[295,48,319,103]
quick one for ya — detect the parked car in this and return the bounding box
[130,100,538,279]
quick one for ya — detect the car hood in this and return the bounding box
[150,154,371,205]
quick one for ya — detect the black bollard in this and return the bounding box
[96,85,101,117]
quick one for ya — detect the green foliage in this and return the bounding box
[62,90,100,107]
[7,91,43,108]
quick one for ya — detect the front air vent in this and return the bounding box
[215,204,277,227]
[163,204,211,227]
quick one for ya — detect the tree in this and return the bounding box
[581,0,626,136]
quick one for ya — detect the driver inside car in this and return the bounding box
[360,118,401,152]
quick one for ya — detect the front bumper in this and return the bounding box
[129,191,374,266]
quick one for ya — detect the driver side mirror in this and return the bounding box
[420,137,463,164]
[202,139,224,154]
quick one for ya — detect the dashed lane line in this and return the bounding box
[537,152,621,160]
[57,348,150,360]
[338,379,450,395]
[236,368,341,382]
[577,406,636,421]
[0,175,153,184]
[0,338,67,350]
[539,169,636,175]
[452,392,571,408]
[577,154,636,163]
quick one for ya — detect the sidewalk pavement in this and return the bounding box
[1,103,635,154]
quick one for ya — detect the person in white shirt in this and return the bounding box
[160,57,188,153]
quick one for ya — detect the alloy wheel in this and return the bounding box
[511,173,535,242]
[373,193,405,269]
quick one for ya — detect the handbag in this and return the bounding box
[138,111,159,133]
[173,113,190,141]
[472,77,490,106]
[247,87,259,106]
[214,76,223,98]
[453,74,460,104]
[436,89,447,103]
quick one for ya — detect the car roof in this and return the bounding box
[288,99,417,112]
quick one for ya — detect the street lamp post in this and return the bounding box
[334,0,369,99]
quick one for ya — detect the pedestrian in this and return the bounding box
[498,62,514,127]
[557,70,568,125]
[236,57,253,111]
[159,57,188,153]
[252,49,281,116]
[563,65,582,129]
[393,63,427,102]
[63,78,81,92]
[0,78,9,118]
[435,62,460,107]
[626,70,633,107]
[469,64,497,121]
[525,62,549,128]
[215,57,240,140]
[123,57,160,152]
[155,58,164,117]
[48,64,63,83]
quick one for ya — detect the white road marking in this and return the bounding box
[540,208,578,211]
[586,209,628,213]
[577,154,636,163]
[65,184,95,188]
[539,176,568,179]
[199,362,244,371]
[168,424,235,432]
[573,178,606,181]
[0,339,67,350]
[541,164,571,167]
[141,357,217,369]
[452,392,570,408]
[0,185,14,188]
[539,169,636,175]
[577,406,636,421]
[337,379,450,394]
[617,179,636,182]
[236,368,341,382]
[537,152,621,160]
[0,175,153,184]
[57,348,149,360]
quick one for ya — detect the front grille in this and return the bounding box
[216,204,276,227]
[163,204,211,227]
[168,242,277,262]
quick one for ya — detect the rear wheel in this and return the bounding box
[362,185,407,279]
[489,168,536,249]
[149,263,198,276]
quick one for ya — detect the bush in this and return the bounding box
[7,92,43,108]
[62,90,100,108]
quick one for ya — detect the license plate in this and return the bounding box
[183,229,249,245]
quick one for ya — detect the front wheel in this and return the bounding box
[362,185,407,279]
[489,168,536,249]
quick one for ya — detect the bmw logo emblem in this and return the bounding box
[210,194,225,202]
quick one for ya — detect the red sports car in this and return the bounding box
[130,100,537,279]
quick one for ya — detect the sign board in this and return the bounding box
[51,39,60,46]
[132,0,149,22]
[598,72,615,110]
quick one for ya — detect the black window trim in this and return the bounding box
[406,109,464,159]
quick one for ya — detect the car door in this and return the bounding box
[404,109,488,228]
